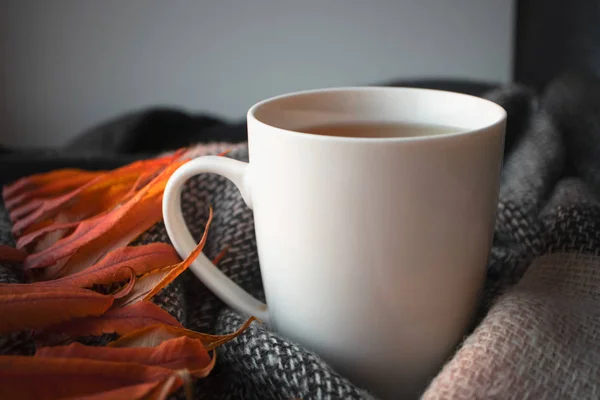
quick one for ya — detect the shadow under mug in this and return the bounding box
[162,87,506,399]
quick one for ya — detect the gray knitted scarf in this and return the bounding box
[2,72,600,399]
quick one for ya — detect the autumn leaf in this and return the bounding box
[0,245,27,263]
[24,187,170,281]
[0,355,184,400]
[33,243,181,288]
[16,168,167,252]
[9,154,181,235]
[109,317,257,351]
[19,182,148,264]
[3,169,101,210]
[17,218,77,251]
[8,179,112,234]
[36,336,212,376]
[9,180,132,236]
[0,285,115,333]
[23,213,79,253]
[211,245,230,266]
[112,267,137,299]
[74,373,188,400]
[116,207,213,307]
[23,160,187,271]
[15,183,134,251]
[149,370,195,400]
[60,192,163,273]
[43,301,182,337]
[36,195,164,281]
[0,151,250,400]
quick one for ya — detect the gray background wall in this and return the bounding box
[0,0,515,149]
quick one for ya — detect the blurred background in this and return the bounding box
[1,0,513,149]
[1,0,598,151]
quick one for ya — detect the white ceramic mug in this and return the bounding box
[162,87,506,399]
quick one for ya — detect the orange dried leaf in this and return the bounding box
[38,194,164,280]
[28,255,71,283]
[126,166,167,196]
[9,189,86,234]
[141,206,212,301]
[8,151,184,236]
[112,267,137,299]
[19,200,135,266]
[114,267,175,308]
[20,213,79,252]
[23,160,186,271]
[36,336,212,376]
[109,316,257,351]
[9,199,44,222]
[36,243,180,288]
[28,197,162,281]
[116,207,213,307]
[3,169,101,208]
[16,183,137,250]
[43,301,182,337]
[0,285,114,333]
[212,245,230,265]
[0,245,27,263]
[151,370,195,400]
[0,355,179,400]
[11,161,155,235]
[73,378,181,400]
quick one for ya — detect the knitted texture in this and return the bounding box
[2,73,600,399]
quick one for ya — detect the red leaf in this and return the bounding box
[116,207,213,307]
[109,317,257,351]
[37,196,163,281]
[72,376,184,400]
[17,219,78,250]
[0,150,228,400]
[0,356,181,400]
[23,160,186,271]
[211,245,230,266]
[0,245,176,324]
[43,301,182,337]
[8,153,183,235]
[35,243,180,288]
[15,183,133,250]
[0,245,27,263]
[3,169,101,208]
[36,336,211,375]
[24,212,79,253]
[0,285,114,333]
[112,267,137,299]
[148,370,195,400]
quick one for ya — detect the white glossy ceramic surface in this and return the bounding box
[162,87,506,399]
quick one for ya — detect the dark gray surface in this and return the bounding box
[515,0,600,90]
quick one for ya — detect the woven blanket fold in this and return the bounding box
[2,72,600,399]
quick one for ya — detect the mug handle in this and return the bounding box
[162,156,270,323]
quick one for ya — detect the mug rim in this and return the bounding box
[247,86,507,143]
